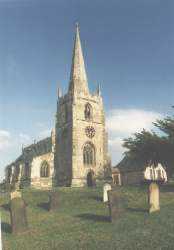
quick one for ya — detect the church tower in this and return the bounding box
[55,24,110,187]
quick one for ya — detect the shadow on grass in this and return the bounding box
[127,207,148,213]
[77,213,110,222]
[1,222,12,234]
[90,196,103,202]
[37,202,50,211]
[1,203,10,211]
[160,184,174,193]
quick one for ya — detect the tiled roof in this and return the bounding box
[115,156,145,173]
[6,137,52,168]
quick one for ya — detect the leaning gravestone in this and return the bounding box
[148,182,160,213]
[49,190,59,211]
[108,190,125,222]
[103,183,112,202]
[10,191,28,234]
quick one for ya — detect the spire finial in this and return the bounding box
[75,22,79,29]
[57,85,62,98]
[97,83,101,96]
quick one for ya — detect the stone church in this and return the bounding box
[5,24,111,189]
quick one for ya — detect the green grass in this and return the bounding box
[1,183,174,250]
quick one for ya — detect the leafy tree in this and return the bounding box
[123,115,174,177]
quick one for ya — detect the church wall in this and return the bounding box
[55,96,73,186]
[30,152,54,189]
[71,94,106,186]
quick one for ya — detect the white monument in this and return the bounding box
[144,163,167,182]
[148,182,160,213]
[103,183,112,202]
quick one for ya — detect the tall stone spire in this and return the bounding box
[68,23,89,94]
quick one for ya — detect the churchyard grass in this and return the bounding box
[1,183,174,250]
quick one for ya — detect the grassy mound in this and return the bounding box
[1,184,174,250]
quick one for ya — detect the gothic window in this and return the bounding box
[83,143,95,166]
[84,103,92,120]
[40,161,50,178]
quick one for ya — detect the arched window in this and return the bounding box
[40,161,50,178]
[84,103,92,120]
[83,143,95,166]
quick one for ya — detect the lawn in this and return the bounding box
[1,183,174,250]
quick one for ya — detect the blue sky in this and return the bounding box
[0,0,174,180]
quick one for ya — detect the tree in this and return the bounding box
[123,115,174,177]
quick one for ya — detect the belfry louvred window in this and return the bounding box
[84,103,92,120]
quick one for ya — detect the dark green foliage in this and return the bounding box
[123,116,174,176]
[19,177,31,189]
[10,197,28,234]
[154,117,174,140]
[0,180,11,192]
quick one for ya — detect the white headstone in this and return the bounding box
[103,183,112,202]
[149,182,160,213]
[144,164,167,182]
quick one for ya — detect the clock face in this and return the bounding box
[85,126,95,138]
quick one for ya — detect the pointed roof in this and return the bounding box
[68,23,89,94]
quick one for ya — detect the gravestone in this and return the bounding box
[108,190,125,222]
[148,182,160,213]
[10,191,28,234]
[103,183,112,202]
[0,215,2,250]
[49,191,59,211]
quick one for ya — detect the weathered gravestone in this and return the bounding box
[108,190,125,222]
[10,191,28,234]
[0,215,2,250]
[49,191,59,211]
[103,183,112,202]
[148,182,160,213]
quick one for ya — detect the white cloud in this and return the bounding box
[107,109,161,134]
[0,130,11,151]
[19,133,31,144]
[35,122,52,140]
[0,126,52,181]
[0,130,32,180]
[106,109,162,165]
[38,129,51,140]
